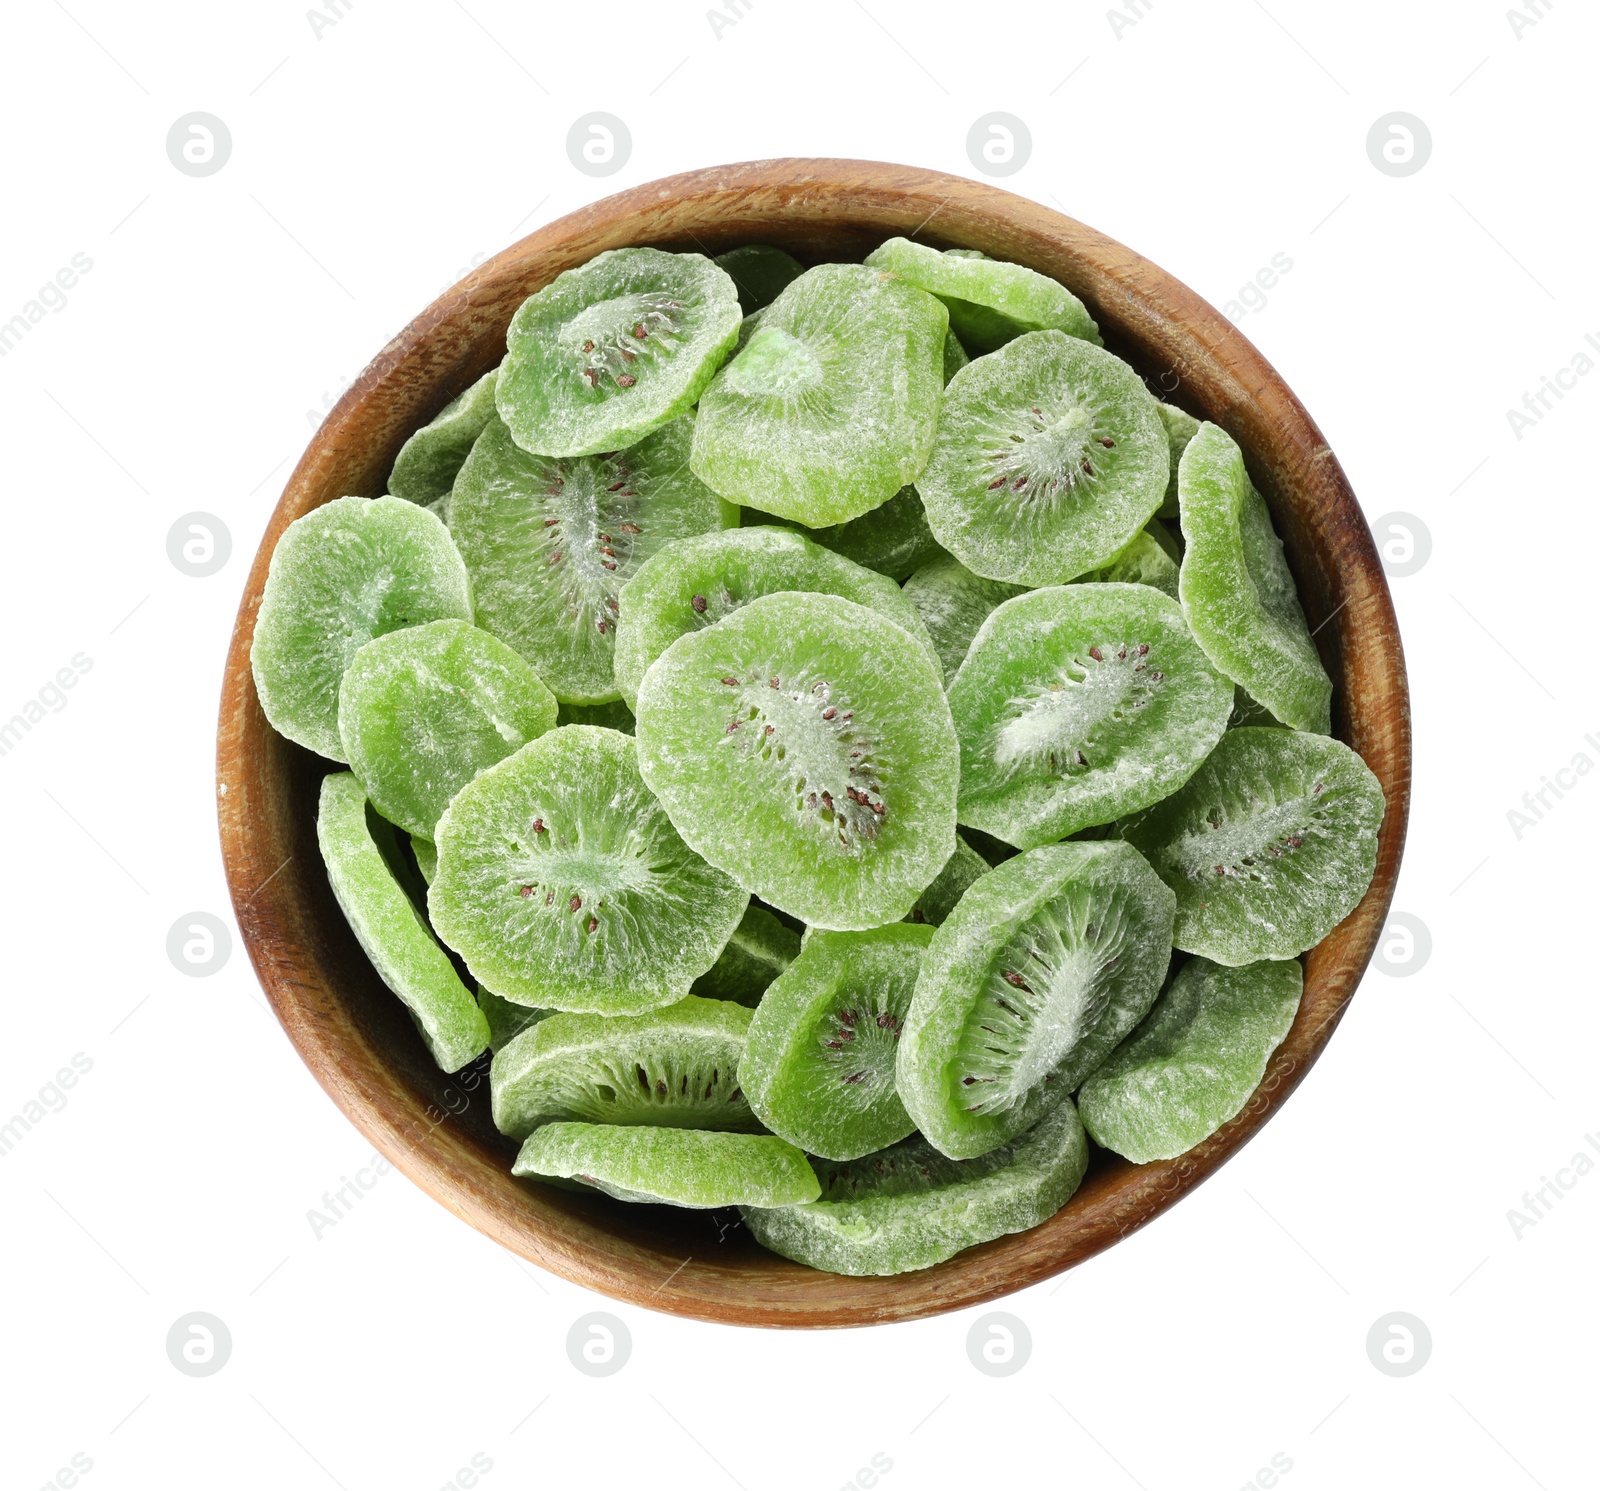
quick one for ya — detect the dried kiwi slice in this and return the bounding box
[1119,726,1384,965]
[691,263,948,526]
[317,773,490,1071]
[250,496,473,761]
[490,995,757,1140]
[1155,402,1200,519]
[949,584,1233,850]
[634,592,959,931]
[449,413,727,703]
[338,619,558,840]
[1079,956,1302,1163]
[902,554,1026,686]
[739,485,946,584]
[428,726,748,1013]
[496,247,741,457]
[919,331,1169,586]
[713,244,805,314]
[478,984,551,1052]
[864,238,1101,353]
[512,1122,819,1209]
[898,841,1175,1160]
[613,525,937,710]
[943,329,969,384]
[388,365,501,504]
[910,834,990,926]
[1177,423,1332,733]
[1072,527,1179,598]
[740,923,932,1162]
[741,1097,1088,1276]
[690,901,800,1006]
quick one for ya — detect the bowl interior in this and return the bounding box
[218,159,1409,1327]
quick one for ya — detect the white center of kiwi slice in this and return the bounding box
[954,888,1131,1113]
[815,998,902,1090]
[1163,783,1329,885]
[560,291,685,388]
[719,671,886,851]
[723,326,824,399]
[991,642,1164,778]
[983,397,1120,505]
[526,452,657,636]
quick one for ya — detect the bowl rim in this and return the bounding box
[217,157,1411,1328]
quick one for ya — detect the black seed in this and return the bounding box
[691,593,708,614]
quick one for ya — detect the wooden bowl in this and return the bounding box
[217,159,1410,1328]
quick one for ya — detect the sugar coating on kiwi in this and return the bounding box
[513,1121,820,1209]
[740,1096,1088,1276]
[864,237,1101,353]
[1177,423,1332,733]
[690,901,800,1006]
[490,995,758,1140]
[898,840,1176,1160]
[633,591,959,931]
[428,725,748,1013]
[449,413,728,704]
[613,524,938,710]
[902,553,1027,686]
[388,365,501,504]
[317,773,490,1072]
[338,619,558,840]
[691,263,948,526]
[739,922,932,1161]
[1119,726,1384,965]
[1079,955,1302,1163]
[949,583,1233,850]
[496,246,741,458]
[919,331,1169,588]
[251,496,473,761]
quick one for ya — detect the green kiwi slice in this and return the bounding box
[909,834,990,926]
[490,995,757,1140]
[449,413,728,704]
[496,247,741,457]
[613,525,937,710]
[388,365,501,504]
[337,619,558,840]
[691,263,948,526]
[943,329,970,384]
[740,923,932,1162]
[1079,956,1302,1163]
[411,834,437,885]
[1177,423,1332,733]
[428,725,748,1013]
[317,773,490,1071]
[739,485,946,584]
[949,584,1233,850]
[478,984,551,1052]
[1155,402,1200,519]
[864,238,1101,353]
[250,496,473,761]
[919,331,1169,587]
[512,1121,820,1208]
[634,592,959,931]
[690,901,801,1006]
[1118,726,1385,965]
[1072,527,1179,598]
[902,554,1026,686]
[740,1097,1088,1276]
[713,245,805,314]
[898,840,1175,1160]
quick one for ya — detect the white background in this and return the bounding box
[1,1,1594,1487]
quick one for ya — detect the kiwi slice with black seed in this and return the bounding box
[898,840,1176,1159]
[496,247,741,458]
[490,995,758,1140]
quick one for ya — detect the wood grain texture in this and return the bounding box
[216,159,1411,1328]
